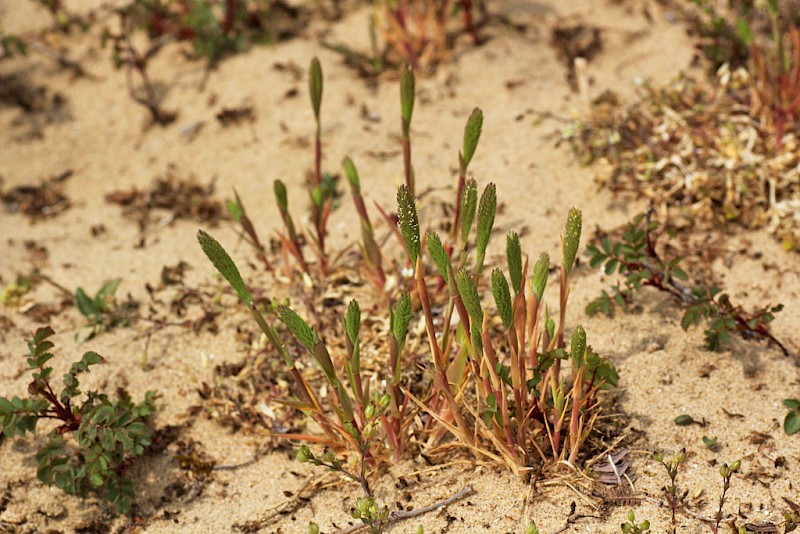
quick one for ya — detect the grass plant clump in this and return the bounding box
[0,327,157,513]
[196,62,619,525]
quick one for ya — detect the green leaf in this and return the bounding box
[491,269,512,329]
[531,252,550,302]
[784,399,800,410]
[570,326,586,368]
[274,179,288,211]
[785,411,800,435]
[226,196,243,222]
[702,435,718,448]
[342,157,360,191]
[75,288,98,318]
[96,279,121,302]
[343,300,360,345]
[277,305,317,353]
[0,397,14,413]
[197,230,252,306]
[426,230,451,283]
[674,415,695,426]
[400,65,415,135]
[455,269,482,327]
[397,185,420,264]
[563,208,582,276]
[476,183,496,261]
[506,232,522,295]
[460,179,478,244]
[460,108,483,171]
[392,293,412,349]
[309,57,323,120]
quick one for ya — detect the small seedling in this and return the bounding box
[655,449,687,532]
[674,414,700,426]
[1,273,37,305]
[621,510,650,534]
[702,435,719,451]
[103,8,176,125]
[0,327,157,513]
[74,278,135,340]
[586,212,788,355]
[783,399,800,435]
[711,461,741,533]
[350,496,390,533]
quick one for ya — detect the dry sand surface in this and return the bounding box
[1,0,799,532]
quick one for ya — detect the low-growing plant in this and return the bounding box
[323,0,482,75]
[74,278,137,340]
[655,449,687,532]
[621,510,650,534]
[586,212,788,355]
[0,327,157,513]
[1,273,37,305]
[711,460,741,534]
[103,8,176,125]
[784,398,800,435]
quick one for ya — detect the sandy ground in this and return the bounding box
[1,0,799,532]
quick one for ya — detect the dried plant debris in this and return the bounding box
[592,449,637,486]
[216,105,256,126]
[0,73,71,141]
[550,21,602,88]
[106,166,224,237]
[1,170,72,219]
[561,71,800,250]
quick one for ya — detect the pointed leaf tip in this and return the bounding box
[197,230,252,305]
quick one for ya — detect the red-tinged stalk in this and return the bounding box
[481,316,519,462]
[345,167,386,287]
[452,175,466,240]
[414,256,473,448]
[460,0,479,45]
[247,306,339,443]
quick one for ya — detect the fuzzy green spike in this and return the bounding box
[391,293,412,350]
[475,183,497,272]
[426,230,451,283]
[343,156,360,191]
[460,108,483,172]
[455,269,482,327]
[400,66,415,136]
[571,326,586,368]
[563,208,582,277]
[344,300,360,345]
[491,268,513,329]
[277,305,317,353]
[460,179,478,244]
[506,231,522,295]
[274,179,289,211]
[397,185,420,264]
[309,57,323,120]
[197,230,252,306]
[532,251,550,302]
